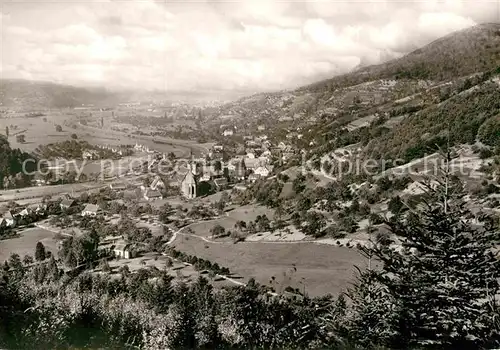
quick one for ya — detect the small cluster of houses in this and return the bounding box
[0,203,47,228]
[133,143,155,154]
[82,145,126,160]
[96,144,128,156]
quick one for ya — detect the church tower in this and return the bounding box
[181,149,197,199]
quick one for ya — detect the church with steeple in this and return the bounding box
[180,150,198,199]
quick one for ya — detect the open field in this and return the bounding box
[0,110,209,159]
[0,112,74,152]
[226,204,276,222]
[185,217,238,238]
[171,236,368,297]
[74,122,208,157]
[0,227,60,261]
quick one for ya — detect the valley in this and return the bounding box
[1,19,500,350]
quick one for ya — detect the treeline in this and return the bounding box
[35,140,122,160]
[0,136,37,189]
[166,247,232,277]
[364,82,500,163]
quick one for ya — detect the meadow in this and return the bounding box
[171,235,367,297]
[0,227,59,261]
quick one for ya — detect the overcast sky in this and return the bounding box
[1,0,498,93]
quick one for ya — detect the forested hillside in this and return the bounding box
[203,24,500,170]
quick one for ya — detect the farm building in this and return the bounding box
[0,211,16,227]
[60,199,76,211]
[81,204,100,216]
[144,189,163,201]
[254,165,273,178]
[222,129,234,137]
[109,182,127,191]
[113,243,134,259]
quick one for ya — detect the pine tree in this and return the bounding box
[35,242,46,262]
[339,221,397,349]
[362,172,500,348]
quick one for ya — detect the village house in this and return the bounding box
[254,165,273,178]
[109,182,127,191]
[200,173,211,182]
[261,149,272,157]
[0,211,16,227]
[18,207,32,218]
[82,150,93,160]
[246,140,259,147]
[27,203,46,215]
[32,172,47,186]
[113,242,135,259]
[248,173,260,183]
[81,204,100,217]
[257,125,266,131]
[213,144,224,151]
[244,158,259,171]
[222,129,234,137]
[60,198,76,211]
[144,189,163,201]
[227,162,237,172]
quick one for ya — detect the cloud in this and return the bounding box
[1,0,498,92]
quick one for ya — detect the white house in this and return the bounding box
[113,243,134,259]
[81,204,100,217]
[144,189,163,201]
[254,165,272,178]
[0,211,16,227]
[82,150,96,160]
[18,208,32,218]
[223,129,234,137]
[248,173,260,183]
[109,182,127,191]
[200,173,211,182]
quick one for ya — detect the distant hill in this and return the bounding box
[0,80,252,110]
[304,23,500,92]
[0,79,125,109]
